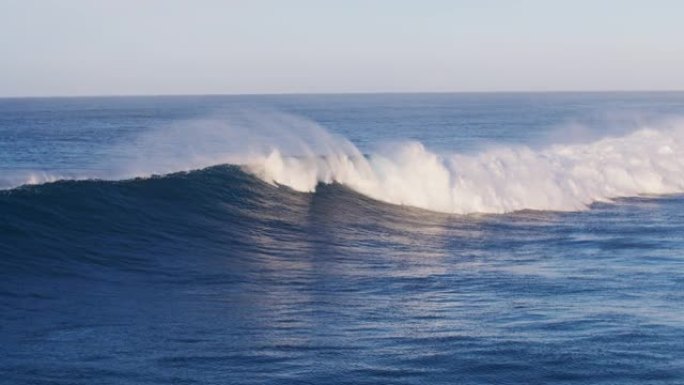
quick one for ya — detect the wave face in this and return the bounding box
[4,112,684,214]
[0,166,307,277]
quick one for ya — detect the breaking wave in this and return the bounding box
[4,113,684,214]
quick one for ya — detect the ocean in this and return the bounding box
[1,92,683,384]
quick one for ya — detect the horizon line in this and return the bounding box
[2,89,684,100]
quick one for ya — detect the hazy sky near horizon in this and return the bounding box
[1,0,684,97]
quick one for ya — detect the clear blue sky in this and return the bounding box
[1,0,683,97]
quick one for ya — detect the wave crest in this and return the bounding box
[4,112,684,214]
[243,126,684,213]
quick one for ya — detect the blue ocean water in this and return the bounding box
[1,93,684,384]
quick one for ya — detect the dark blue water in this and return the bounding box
[1,93,684,384]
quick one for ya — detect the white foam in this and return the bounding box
[4,112,684,214]
[244,118,684,214]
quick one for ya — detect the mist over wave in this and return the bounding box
[5,112,684,214]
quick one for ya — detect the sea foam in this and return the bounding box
[246,123,684,213]
[4,112,684,214]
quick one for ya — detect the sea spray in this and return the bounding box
[3,112,684,214]
[243,116,684,213]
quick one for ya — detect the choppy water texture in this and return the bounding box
[1,93,684,384]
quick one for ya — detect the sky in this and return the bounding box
[1,0,683,97]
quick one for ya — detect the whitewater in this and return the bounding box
[248,120,684,213]
[4,113,684,214]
